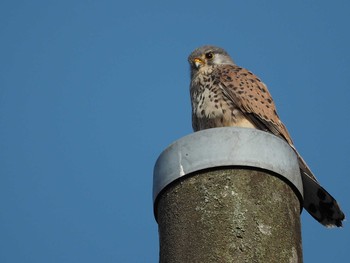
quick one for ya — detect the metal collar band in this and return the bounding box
[153,127,303,205]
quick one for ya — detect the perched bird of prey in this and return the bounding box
[188,45,345,227]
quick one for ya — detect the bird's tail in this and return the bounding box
[296,154,345,227]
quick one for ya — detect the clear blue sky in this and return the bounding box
[1,1,349,262]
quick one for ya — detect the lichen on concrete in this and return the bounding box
[157,168,303,262]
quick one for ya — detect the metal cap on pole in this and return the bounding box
[153,127,304,262]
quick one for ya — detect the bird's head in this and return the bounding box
[188,45,235,75]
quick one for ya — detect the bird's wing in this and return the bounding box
[215,64,293,145]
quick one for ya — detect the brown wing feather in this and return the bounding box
[215,65,294,145]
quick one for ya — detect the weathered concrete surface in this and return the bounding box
[156,168,302,263]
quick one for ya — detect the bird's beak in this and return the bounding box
[193,57,204,68]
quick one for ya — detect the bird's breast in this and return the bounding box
[193,88,224,118]
[191,83,255,131]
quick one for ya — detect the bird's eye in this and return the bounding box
[205,52,214,59]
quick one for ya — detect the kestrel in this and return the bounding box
[188,45,345,227]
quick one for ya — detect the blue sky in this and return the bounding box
[1,0,349,262]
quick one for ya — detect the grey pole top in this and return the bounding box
[153,127,303,205]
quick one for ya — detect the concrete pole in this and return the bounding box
[153,127,304,263]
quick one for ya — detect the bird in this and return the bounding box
[188,45,345,227]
